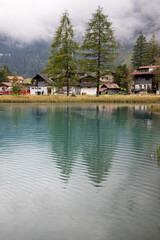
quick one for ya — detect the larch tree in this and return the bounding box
[45,11,78,96]
[81,6,117,97]
[132,35,148,68]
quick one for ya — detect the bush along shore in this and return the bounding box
[1,95,160,104]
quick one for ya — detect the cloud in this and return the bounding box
[0,0,160,44]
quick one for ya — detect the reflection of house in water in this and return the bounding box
[133,106,152,119]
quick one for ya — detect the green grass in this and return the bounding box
[1,94,160,103]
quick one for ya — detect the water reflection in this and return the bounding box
[0,104,160,240]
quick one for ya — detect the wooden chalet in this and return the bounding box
[132,65,160,93]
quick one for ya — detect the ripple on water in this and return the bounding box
[0,104,160,240]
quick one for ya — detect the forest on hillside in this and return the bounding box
[0,35,133,78]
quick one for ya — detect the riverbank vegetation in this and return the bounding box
[1,95,160,103]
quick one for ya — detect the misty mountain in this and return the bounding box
[0,35,50,78]
[0,35,133,78]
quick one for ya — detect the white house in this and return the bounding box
[77,74,97,95]
[30,73,54,95]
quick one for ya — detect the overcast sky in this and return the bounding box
[0,0,160,44]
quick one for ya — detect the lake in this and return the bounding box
[0,103,160,240]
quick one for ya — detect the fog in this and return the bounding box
[0,0,160,44]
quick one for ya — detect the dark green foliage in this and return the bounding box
[147,35,160,65]
[45,11,79,96]
[81,6,118,96]
[3,65,11,75]
[132,35,148,68]
[132,34,160,68]
[0,68,9,83]
[114,64,129,90]
[12,75,21,94]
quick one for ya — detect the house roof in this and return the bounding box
[23,78,32,84]
[99,88,107,92]
[133,65,160,75]
[32,73,53,84]
[0,82,12,87]
[8,76,24,81]
[101,83,120,89]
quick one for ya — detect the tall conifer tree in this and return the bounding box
[81,6,117,96]
[132,35,148,68]
[45,11,78,96]
[147,35,160,65]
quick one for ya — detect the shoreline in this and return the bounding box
[1,95,160,104]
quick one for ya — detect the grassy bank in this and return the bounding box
[1,94,160,103]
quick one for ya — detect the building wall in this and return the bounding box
[135,84,152,90]
[30,87,48,95]
[135,78,152,84]
[60,86,78,95]
[80,87,97,95]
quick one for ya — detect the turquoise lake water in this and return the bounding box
[0,103,160,240]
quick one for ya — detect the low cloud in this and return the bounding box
[0,0,159,44]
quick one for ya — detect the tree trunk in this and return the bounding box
[66,60,69,96]
[97,70,100,97]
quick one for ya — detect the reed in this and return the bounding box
[1,94,160,103]
[155,144,160,163]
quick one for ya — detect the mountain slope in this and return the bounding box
[0,35,133,78]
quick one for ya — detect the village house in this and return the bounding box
[29,72,119,96]
[132,65,160,93]
[30,73,54,95]
[99,83,120,95]
[8,76,24,83]
[77,73,97,95]
[0,82,12,91]
[100,74,114,83]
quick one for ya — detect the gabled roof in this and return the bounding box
[101,83,120,89]
[0,82,12,87]
[32,73,53,84]
[99,88,107,92]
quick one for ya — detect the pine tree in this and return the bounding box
[45,11,78,96]
[147,35,160,65]
[81,6,117,96]
[132,35,148,68]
